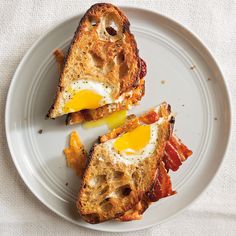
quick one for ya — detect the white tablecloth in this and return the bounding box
[1,0,236,235]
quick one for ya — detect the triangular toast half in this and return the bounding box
[77,103,174,223]
[48,3,141,119]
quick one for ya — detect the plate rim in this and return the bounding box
[5,5,232,232]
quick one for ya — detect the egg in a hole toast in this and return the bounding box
[77,102,192,223]
[47,3,146,121]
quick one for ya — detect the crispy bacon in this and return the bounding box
[163,135,193,172]
[147,135,192,202]
[169,135,193,161]
[147,161,176,202]
[140,109,159,124]
[139,58,147,78]
[163,142,182,171]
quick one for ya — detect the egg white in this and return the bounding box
[56,79,116,114]
[57,79,137,115]
[103,119,165,165]
[63,79,114,104]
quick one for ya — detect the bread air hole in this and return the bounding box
[106,26,117,36]
[84,213,100,223]
[114,184,132,197]
[89,51,104,68]
[88,175,106,187]
[115,51,125,65]
[132,171,139,188]
[113,171,124,180]
[119,62,128,78]
[105,161,112,166]
[104,60,115,74]
[105,19,118,36]
[99,186,109,195]
[99,198,113,212]
[88,16,99,26]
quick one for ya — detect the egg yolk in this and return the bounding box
[63,90,103,113]
[114,125,151,154]
[83,110,127,130]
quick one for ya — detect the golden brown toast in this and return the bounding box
[77,103,173,223]
[48,3,141,119]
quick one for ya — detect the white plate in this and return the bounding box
[5,7,231,232]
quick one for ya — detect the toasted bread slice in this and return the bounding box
[48,3,141,119]
[77,103,173,223]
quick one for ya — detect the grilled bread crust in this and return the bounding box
[48,3,140,118]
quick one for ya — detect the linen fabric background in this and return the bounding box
[0,0,236,235]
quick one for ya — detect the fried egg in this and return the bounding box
[62,79,114,113]
[104,119,164,165]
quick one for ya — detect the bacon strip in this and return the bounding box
[147,161,176,202]
[139,109,159,124]
[147,134,193,202]
[163,135,193,172]
[169,135,193,161]
[139,58,147,78]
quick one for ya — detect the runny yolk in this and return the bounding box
[83,110,127,130]
[114,125,151,154]
[63,90,103,113]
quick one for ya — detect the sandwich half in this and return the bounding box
[47,3,145,120]
[77,102,192,223]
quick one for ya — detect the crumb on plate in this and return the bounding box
[161,80,165,84]
[53,49,64,73]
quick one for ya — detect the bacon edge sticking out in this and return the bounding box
[163,135,193,172]
[139,58,147,78]
[147,161,176,202]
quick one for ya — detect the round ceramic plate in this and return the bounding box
[5,7,231,232]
